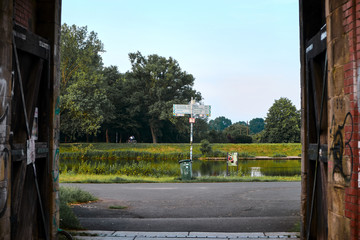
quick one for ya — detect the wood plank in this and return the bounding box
[305,24,327,59]
[13,24,50,60]
[25,58,44,134]
[10,160,27,237]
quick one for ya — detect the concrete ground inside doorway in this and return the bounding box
[62,182,300,234]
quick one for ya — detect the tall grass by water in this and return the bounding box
[60,159,180,177]
[59,143,302,181]
[60,143,301,160]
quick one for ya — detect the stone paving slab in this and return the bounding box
[70,231,300,239]
[189,232,266,238]
[264,232,299,238]
[71,230,116,237]
[134,238,228,240]
[113,232,189,238]
[74,237,134,240]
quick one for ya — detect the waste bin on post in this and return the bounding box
[178,159,192,180]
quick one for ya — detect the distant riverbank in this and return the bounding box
[59,143,301,183]
[200,156,301,161]
[60,142,301,161]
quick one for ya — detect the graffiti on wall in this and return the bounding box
[330,111,353,183]
[0,68,8,142]
[52,95,61,230]
[0,67,9,218]
[0,148,9,218]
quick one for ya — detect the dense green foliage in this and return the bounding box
[209,116,232,131]
[125,51,202,143]
[223,123,252,143]
[262,98,301,143]
[200,139,212,155]
[60,24,113,140]
[249,118,265,134]
[60,24,203,143]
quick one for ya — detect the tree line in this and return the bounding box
[60,24,300,144]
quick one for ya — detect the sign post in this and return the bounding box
[173,98,211,162]
[226,152,239,176]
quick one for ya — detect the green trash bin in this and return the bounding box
[179,159,192,180]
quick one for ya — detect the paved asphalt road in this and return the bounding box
[62,182,300,232]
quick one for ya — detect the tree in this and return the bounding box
[60,24,104,91]
[235,121,247,126]
[249,118,265,134]
[262,97,300,143]
[126,51,202,143]
[209,116,232,131]
[223,123,252,143]
[100,66,133,142]
[60,24,114,140]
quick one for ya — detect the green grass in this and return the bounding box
[60,173,301,183]
[291,221,301,232]
[59,186,98,230]
[60,143,301,159]
[109,205,127,209]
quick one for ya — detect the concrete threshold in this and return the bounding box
[69,230,300,239]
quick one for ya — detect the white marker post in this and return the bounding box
[173,98,211,161]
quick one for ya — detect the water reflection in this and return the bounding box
[61,157,301,177]
[192,160,301,177]
[250,167,262,177]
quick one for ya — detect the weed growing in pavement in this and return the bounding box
[109,205,127,209]
[59,186,98,230]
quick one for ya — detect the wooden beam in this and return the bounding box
[11,142,49,162]
[305,25,327,59]
[13,24,50,60]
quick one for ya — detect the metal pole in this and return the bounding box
[226,152,229,176]
[190,97,193,161]
[237,153,239,175]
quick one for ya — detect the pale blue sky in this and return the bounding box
[61,0,300,123]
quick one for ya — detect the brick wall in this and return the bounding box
[327,0,360,239]
[343,1,359,239]
[14,0,36,30]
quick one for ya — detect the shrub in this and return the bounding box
[59,199,81,229]
[272,153,287,158]
[200,139,212,155]
[238,152,255,158]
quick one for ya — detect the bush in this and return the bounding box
[59,199,81,229]
[200,139,212,155]
[272,153,287,158]
[238,152,255,158]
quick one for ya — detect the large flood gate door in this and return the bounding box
[11,24,51,240]
[304,24,328,239]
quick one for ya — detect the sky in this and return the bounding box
[61,0,300,123]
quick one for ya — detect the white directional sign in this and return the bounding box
[173,104,191,115]
[173,104,211,117]
[173,99,211,162]
[192,105,211,116]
